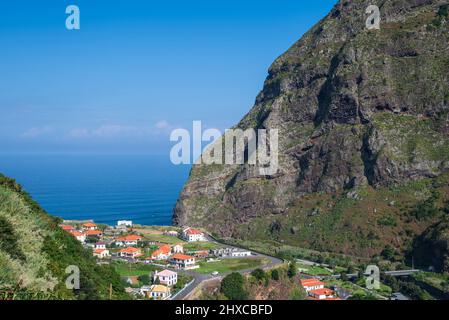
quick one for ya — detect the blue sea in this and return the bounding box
[0,154,191,226]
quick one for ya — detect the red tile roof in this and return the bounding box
[172,253,194,260]
[116,235,142,241]
[120,247,141,254]
[300,279,325,287]
[82,222,97,228]
[84,230,102,236]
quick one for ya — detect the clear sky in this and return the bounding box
[0,0,337,154]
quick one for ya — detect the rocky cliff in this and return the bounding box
[174,0,449,259]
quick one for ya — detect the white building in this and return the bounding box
[93,249,110,259]
[182,227,205,242]
[114,235,142,247]
[231,250,252,257]
[300,279,325,292]
[117,220,133,228]
[70,231,86,243]
[172,244,184,254]
[95,242,106,249]
[148,285,171,300]
[153,270,178,286]
[170,254,198,270]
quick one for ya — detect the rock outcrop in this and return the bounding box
[174,0,449,258]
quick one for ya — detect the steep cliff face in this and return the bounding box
[174,0,449,258]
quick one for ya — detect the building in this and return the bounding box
[95,242,106,249]
[70,231,86,243]
[193,250,209,259]
[153,270,178,286]
[300,279,325,292]
[148,285,171,300]
[165,230,179,237]
[93,249,110,259]
[149,245,172,261]
[115,235,142,247]
[182,227,205,242]
[212,247,251,258]
[60,225,75,232]
[308,288,339,300]
[119,247,142,259]
[117,220,133,228]
[84,229,103,237]
[170,254,198,270]
[82,222,98,231]
[231,250,252,257]
[172,244,184,254]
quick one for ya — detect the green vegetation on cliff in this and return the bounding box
[0,174,128,300]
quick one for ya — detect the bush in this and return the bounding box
[220,273,248,300]
[138,274,151,285]
[287,261,297,278]
[251,268,266,282]
[271,269,280,281]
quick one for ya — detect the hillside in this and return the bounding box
[0,174,128,300]
[173,0,449,264]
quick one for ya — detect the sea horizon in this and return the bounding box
[0,153,191,226]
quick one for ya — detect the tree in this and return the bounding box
[287,261,297,278]
[381,245,396,261]
[220,273,248,300]
[271,269,280,281]
[251,268,266,282]
[138,274,151,285]
[438,4,449,18]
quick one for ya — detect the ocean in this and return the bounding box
[0,154,191,226]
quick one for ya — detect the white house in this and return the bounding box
[231,250,252,257]
[170,254,198,270]
[82,222,98,231]
[70,231,86,243]
[308,288,338,300]
[93,249,110,259]
[148,285,171,300]
[172,244,184,254]
[119,247,142,259]
[115,235,142,247]
[117,220,133,228]
[95,242,106,250]
[300,279,325,292]
[153,270,178,286]
[182,227,205,242]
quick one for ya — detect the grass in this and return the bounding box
[196,258,269,275]
[113,261,159,277]
[143,234,186,245]
[297,263,332,276]
[183,242,221,251]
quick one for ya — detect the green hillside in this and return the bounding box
[0,174,128,300]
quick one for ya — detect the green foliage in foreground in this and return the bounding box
[0,173,129,300]
[220,273,248,300]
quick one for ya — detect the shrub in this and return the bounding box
[271,269,280,281]
[220,273,248,300]
[251,268,266,282]
[287,261,297,278]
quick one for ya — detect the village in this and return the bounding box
[59,220,412,301]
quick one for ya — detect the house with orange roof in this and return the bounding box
[70,230,86,243]
[182,227,205,242]
[308,288,339,300]
[84,229,103,237]
[170,253,198,270]
[93,248,110,259]
[300,278,325,292]
[60,224,75,232]
[153,269,177,286]
[119,247,142,259]
[148,244,172,261]
[114,234,143,247]
[82,222,98,231]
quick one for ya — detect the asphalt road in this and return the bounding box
[171,234,284,300]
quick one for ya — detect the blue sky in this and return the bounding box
[0,0,337,154]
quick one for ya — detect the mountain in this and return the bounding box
[0,174,128,300]
[173,0,449,262]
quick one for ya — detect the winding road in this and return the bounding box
[171,234,284,300]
